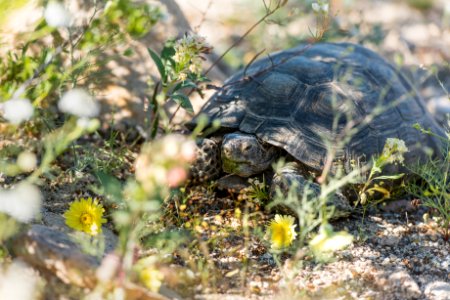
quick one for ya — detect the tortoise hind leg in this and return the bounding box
[269,162,352,219]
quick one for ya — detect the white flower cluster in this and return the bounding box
[135,134,197,193]
[172,34,211,81]
[381,138,409,164]
[58,88,100,118]
[1,88,99,125]
[0,98,34,124]
[0,182,42,223]
[0,261,40,300]
[17,151,37,172]
[312,1,329,14]
[44,1,72,28]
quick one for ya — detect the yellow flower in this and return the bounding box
[64,197,107,235]
[309,223,353,261]
[140,267,163,292]
[266,214,297,250]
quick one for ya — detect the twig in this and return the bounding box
[224,44,313,88]
[13,1,101,98]
[203,0,286,76]
[168,0,286,126]
[243,48,266,78]
[194,0,213,32]
[150,81,161,139]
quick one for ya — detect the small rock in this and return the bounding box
[379,199,416,213]
[381,257,391,266]
[258,252,275,266]
[216,174,250,192]
[424,281,450,300]
[427,96,450,124]
[379,236,400,247]
[10,225,175,300]
[387,270,422,299]
[10,225,99,288]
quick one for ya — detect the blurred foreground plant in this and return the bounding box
[311,0,330,40]
[406,124,450,241]
[309,223,353,262]
[0,0,165,297]
[0,260,41,299]
[357,138,408,208]
[93,134,196,294]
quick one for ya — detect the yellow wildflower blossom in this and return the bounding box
[309,223,353,261]
[140,267,163,292]
[267,214,297,250]
[64,197,107,235]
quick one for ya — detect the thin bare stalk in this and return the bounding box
[204,0,286,76]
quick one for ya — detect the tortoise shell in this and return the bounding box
[189,43,444,172]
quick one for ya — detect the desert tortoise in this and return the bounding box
[187,42,444,213]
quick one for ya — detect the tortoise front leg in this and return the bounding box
[269,162,352,219]
[189,138,222,183]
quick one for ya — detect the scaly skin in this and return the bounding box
[191,132,352,218]
[221,132,278,177]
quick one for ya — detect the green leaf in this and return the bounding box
[373,173,405,181]
[161,44,175,60]
[96,171,123,204]
[172,80,197,92]
[171,93,194,113]
[196,74,211,83]
[123,48,134,57]
[147,48,166,82]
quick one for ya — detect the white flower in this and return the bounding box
[162,135,181,159]
[312,2,321,12]
[180,140,197,162]
[1,98,34,124]
[58,88,100,118]
[0,261,39,300]
[446,3,450,15]
[96,253,120,283]
[44,1,72,28]
[312,1,329,13]
[17,151,37,172]
[178,72,187,82]
[0,182,42,223]
[76,117,91,129]
[381,138,408,164]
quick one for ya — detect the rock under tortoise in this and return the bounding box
[186,42,445,216]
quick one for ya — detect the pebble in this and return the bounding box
[380,236,400,247]
[381,257,391,266]
[424,281,450,300]
[387,270,422,300]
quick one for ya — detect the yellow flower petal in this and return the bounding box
[64,197,107,235]
[140,267,163,292]
[266,214,297,250]
[309,224,353,261]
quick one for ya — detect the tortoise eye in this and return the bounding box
[242,144,252,151]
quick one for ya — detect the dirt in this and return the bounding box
[3,0,450,299]
[166,189,449,300]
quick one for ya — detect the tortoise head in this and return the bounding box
[221,132,278,177]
